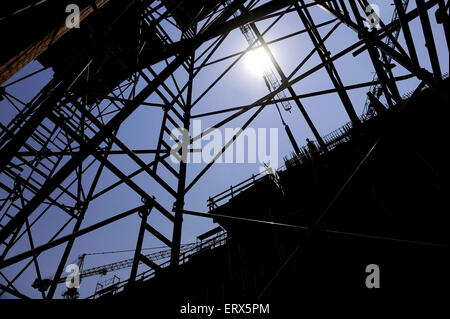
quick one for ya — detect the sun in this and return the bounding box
[244,47,273,77]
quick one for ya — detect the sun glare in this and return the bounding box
[244,47,273,77]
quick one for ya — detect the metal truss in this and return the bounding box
[0,0,448,299]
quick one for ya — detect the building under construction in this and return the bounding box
[0,0,448,310]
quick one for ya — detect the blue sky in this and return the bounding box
[0,1,448,298]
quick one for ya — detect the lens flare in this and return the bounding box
[244,47,273,76]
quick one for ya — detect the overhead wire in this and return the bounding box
[0,0,49,21]
[84,243,195,256]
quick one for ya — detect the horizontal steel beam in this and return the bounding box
[0,206,143,269]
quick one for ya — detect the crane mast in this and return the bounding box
[225,0,292,112]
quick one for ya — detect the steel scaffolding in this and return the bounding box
[0,0,448,299]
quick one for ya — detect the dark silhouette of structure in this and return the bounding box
[98,79,449,308]
[0,0,448,304]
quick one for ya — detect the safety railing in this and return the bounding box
[88,230,229,299]
[321,121,353,150]
[206,166,276,211]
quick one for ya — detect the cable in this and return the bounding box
[84,243,195,256]
[0,0,49,21]
[181,209,446,248]
[264,76,287,125]
[256,137,382,299]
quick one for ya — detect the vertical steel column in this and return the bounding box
[129,201,154,283]
[436,0,450,51]
[394,0,420,67]
[45,207,85,299]
[416,0,442,80]
[284,123,302,154]
[347,1,395,108]
[170,52,195,267]
[295,0,360,124]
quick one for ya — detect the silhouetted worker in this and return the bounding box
[306,138,319,158]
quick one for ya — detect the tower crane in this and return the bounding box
[57,243,196,284]
[225,0,292,112]
[32,243,197,297]
[223,1,306,154]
